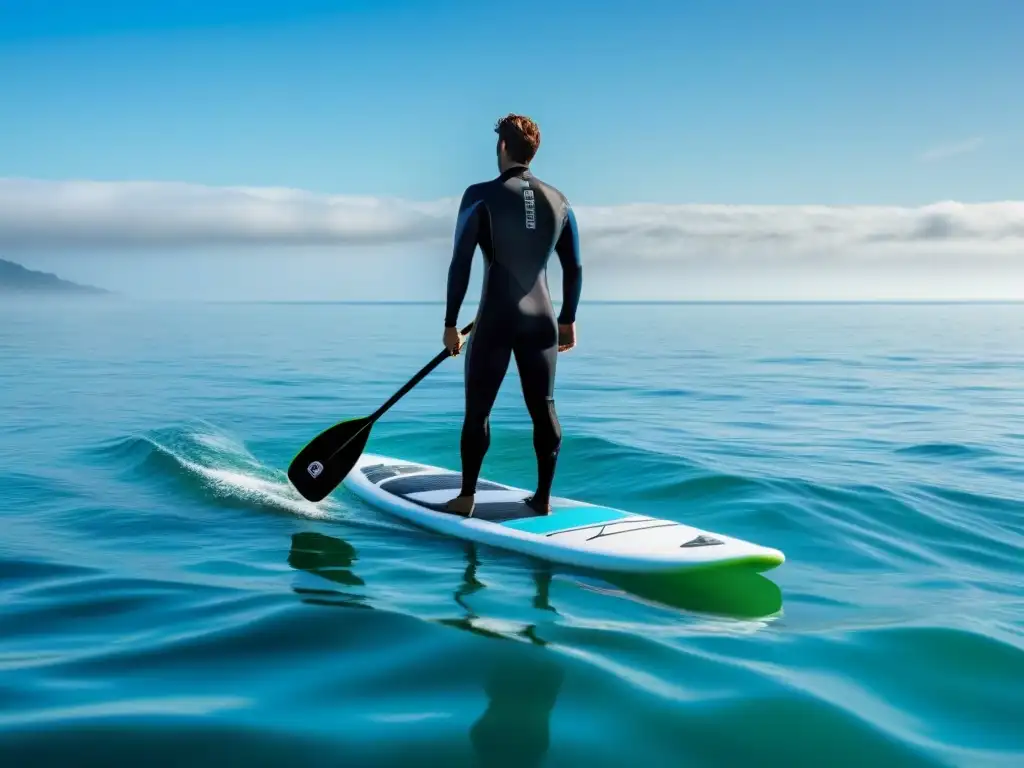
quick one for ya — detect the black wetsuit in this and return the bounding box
[444,164,583,505]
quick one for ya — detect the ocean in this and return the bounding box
[1,299,1022,767]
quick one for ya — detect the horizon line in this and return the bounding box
[132,298,1024,306]
[9,295,1024,306]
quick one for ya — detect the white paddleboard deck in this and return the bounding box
[343,453,784,574]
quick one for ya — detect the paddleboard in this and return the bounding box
[342,453,784,574]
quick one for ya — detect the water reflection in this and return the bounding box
[450,545,564,767]
[439,543,558,645]
[287,532,564,767]
[287,531,370,610]
[582,566,783,620]
[286,530,783,767]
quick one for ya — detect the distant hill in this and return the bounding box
[0,259,110,295]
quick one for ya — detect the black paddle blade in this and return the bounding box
[287,416,373,502]
[287,321,475,503]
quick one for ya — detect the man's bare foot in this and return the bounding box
[446,495,475,517]
[524,495,551,515]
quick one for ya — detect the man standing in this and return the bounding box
[442,114,582,518]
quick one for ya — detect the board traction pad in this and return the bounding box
[363,462,554,523]
[358,462,707,542]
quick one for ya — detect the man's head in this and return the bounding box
[495,113,541,170]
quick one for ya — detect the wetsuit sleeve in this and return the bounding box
[445,188,483,328]
[554,204,582,324]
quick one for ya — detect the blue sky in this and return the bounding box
[1,0,1022,300]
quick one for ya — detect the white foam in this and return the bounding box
[183,457,337,520]
[147,429,340,520]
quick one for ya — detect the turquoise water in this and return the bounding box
[1,299,1022,767]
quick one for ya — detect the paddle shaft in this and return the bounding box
[367,321,474,423]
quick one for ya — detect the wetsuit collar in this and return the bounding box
[498,164,531,181]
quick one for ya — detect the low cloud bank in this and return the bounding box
[1,178,1022,268]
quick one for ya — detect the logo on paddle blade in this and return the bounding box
[307,461,324,479]
[681,534,724,548]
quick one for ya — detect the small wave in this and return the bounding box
[92,425,339,520]
[0,558,99,585]
[634,471,765,503]
[756,355,841,365]
[896,442,995,459]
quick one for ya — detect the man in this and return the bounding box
[441,113,582,518]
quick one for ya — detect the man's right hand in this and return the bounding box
[444,326,464,356]
[557,323,576,352]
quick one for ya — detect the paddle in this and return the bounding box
[287,322,474,502]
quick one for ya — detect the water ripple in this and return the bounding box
[2,301,1023,767]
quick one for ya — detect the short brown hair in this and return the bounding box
[494,113,541,164]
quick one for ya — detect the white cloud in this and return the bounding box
[0,178,454,248]
[918,136,984,162]
[1,177,1022,275]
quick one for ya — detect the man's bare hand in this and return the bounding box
[557,322,576,352]
[443,326,465,356]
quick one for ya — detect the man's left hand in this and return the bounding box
[557,322,576,352]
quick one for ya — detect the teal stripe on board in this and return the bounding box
[500,505,632,534]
